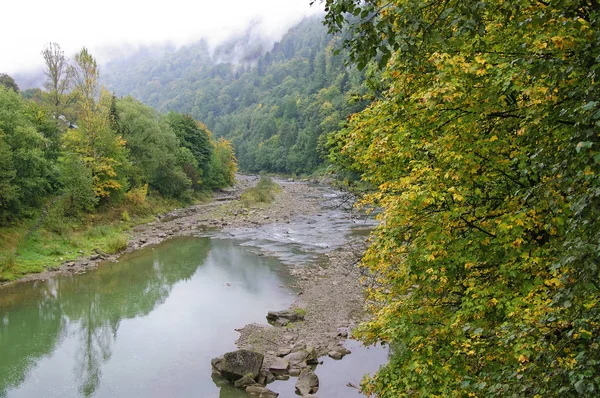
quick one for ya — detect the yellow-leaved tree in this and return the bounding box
[318,0,600,396]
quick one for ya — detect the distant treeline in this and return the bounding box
[102,17,369,174]
[0,44,236,227]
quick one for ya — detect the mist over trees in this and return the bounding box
[102,17,368,174]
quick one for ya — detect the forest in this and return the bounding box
[102,17,370,174]
[0,45,236,281]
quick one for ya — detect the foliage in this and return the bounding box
[0,45,237,280]
[105,234,128,254]
[240,175,280,205]
[0,87,57,223]
[322,0,600,396]
[0,73,19,92]
[102,17,368,174]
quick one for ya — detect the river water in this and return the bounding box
[0,188,387,398]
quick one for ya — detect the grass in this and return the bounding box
[0,191,212,282]
[293,307,307,317]
[240,175,281,206]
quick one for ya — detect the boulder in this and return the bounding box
[257,370,275,385]
[266,309,305,326]
[284,351,308,367]
[277,348,291,357]
[234,375,257,388]
[211,350,264,382]
[269,357,290,375]
[289,368,302,377]
[327,345,351,360]
[296,369,319,395]
[305,346,319,365]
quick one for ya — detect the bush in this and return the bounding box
[105,234,128,254]
[0,252,17,280]
[241,175,280,206]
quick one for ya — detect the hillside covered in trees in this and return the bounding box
[102,17,368,174]
[0,45,236,281]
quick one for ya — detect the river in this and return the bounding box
[0,184,388,397]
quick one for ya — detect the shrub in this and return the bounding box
[105,234,128,254]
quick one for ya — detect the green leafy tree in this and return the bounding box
[0,73,19,93]
[321,0,600,396]
[0,87,55,223]
[59,154,97,216]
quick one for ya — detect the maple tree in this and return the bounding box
[320,0,600,396]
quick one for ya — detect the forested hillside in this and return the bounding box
[103,17,368,174]
[0,45,236,281]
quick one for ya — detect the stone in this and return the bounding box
[337,328,349,338]
[158,233,166,238]
[266,309,304,326]
[284,350,308,367]
[274,374,290,381]
[211,350,264,382]
[269,357,290,375]
[305,346,319,365]
[327,345,351,360]
[295,369,319,395]
[257,370,274,386]
[234,375,257,388]
[289,368,302,377]
[277,348,291,357]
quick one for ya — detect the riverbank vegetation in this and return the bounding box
[320,0,600,396]
[0,45,236,281]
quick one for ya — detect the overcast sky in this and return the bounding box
[1,0,323,74]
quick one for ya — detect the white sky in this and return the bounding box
[1,0,323,74]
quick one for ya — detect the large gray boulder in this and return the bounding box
[211,350,264,382]
[296,368,319,395]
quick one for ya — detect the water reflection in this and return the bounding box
[0,237,294,398]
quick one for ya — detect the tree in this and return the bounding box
[41,42,72,118]
[65,48,129,202]
[0,73,19,92]
[321,0,600,396]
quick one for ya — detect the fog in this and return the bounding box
[0,0,323,75]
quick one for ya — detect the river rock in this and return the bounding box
[269,357,290,375]
[266,309,305,326]
[289,368,302,377]
[337,328,349,338]
[295,369,319,395]
[305,346,319,365]
[211,350,264,382]
[327,345,351,360]
[234,375,257,388]
[284,350,308,367]
[277,348,291,357]
[257,370,274,385]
